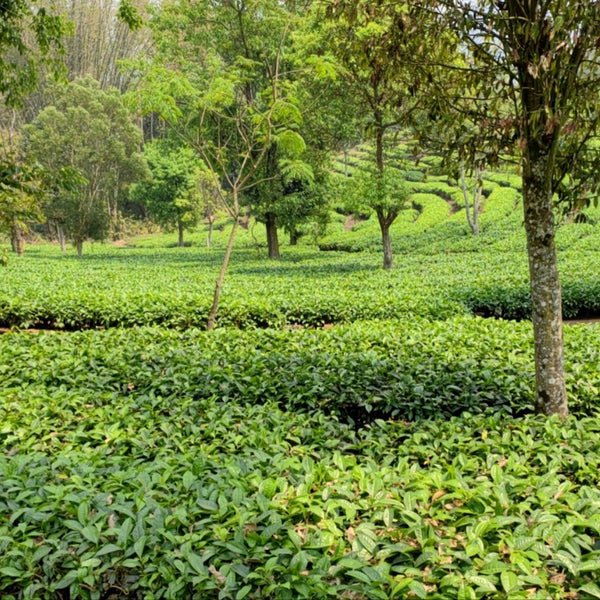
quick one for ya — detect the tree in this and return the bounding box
[345,165,410,261]
[423,0,600,417]
[134,0,310,328]
[0,1,67,249]
[130,140,204,247]
[23,77,147,257]
[0,156,43,256]
[0,0,67,107]
[323,0,439,269]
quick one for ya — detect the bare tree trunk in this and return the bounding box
[11,221,24,257]
[522,151,567,418]
[265,212,280,259]
[10,229,17,253]
[344,149,349,177]
[76,239,83,258]
[377,211,393,270]
[459,162,483,235]
[58,226,67,252]
[289,228,299,246]
[178,220,184,248]
[207,218,239,331]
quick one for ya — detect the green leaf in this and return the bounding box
[579,583,600,599]
[0,567,23,578]
[355,527,378,555]
[183,471,195,490]
[95,544,121,557]
[236,585,252,600]
[500,571,518,594]
[408,580,428,599]
[188,553,205,575]
[197,499,218,511]
[81,525,99,544]
[134,536,146,558]
[466,575,497,592]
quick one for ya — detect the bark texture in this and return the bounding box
[265,212,280,259]
[377,211,393,270]
[522,152,567,418]
[11,223,24,256]
[459,162,482,236]
[207,218,239,331]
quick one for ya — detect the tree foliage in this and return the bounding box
[130,140,207,247]
[23,77,147,256]
[421,0,600,416]
[0,0,67,106]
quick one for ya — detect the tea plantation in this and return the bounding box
[3,176,600,599]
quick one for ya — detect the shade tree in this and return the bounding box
[323,0,445,269]
[420,0,600,417]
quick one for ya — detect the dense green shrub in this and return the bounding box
[3,323,600,598]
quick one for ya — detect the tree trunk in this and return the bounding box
[76,239,83,258]
[11,222,24,257]
[177,220,184,248]
[377,211,393,270]
[459,162,481,235]
[460,161,480,235]
[522,151,567,418]
[289,228,299,246]
[58,226,67,252]
[265,212,280,259]
[472,165,483,236]
[207,217,239,331]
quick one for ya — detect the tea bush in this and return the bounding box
[3,324,600,598]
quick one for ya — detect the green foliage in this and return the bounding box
[130,140,206,240]
[3,324,600,597]
[0,154,44,236]
[344,167,410,220]
[22,77,148,254]
[0,0,67,106]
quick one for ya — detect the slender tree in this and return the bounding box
[324,0,443,269]
[132,0,311,328]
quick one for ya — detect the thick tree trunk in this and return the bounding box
[265,212,280,259]
[11,222,24,257]
[177,220,184,248]
[522,152,567,418]
[377,211,393,270]
[207,218,239,331]
[76,239,83,258]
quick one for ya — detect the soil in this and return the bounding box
[564,318,600,326]
[344,215,367,231]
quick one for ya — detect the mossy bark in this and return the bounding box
[522,151,567,418]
